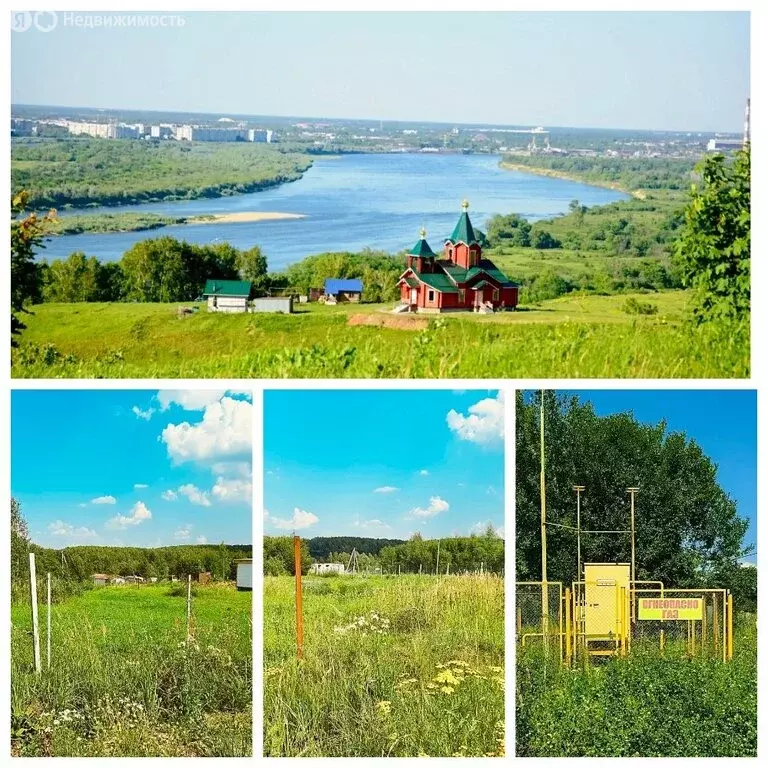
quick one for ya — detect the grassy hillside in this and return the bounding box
[11,293,748,379]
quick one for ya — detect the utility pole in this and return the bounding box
[573,486,585,581]
[627,487,639,622]
[540,391,549,645]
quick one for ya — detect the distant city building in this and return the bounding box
[150,125,173,139]
[706,137,743,153]
[176,124,245,142]
[247,128,273,143]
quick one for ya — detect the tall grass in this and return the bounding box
[11,583,252,757]
[12,298,749,378]
[264,574,504,757]
[516,617,757,757]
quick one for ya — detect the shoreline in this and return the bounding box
[191,211,305,225]
[499,160,644,199]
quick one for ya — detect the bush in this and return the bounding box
[622,297,658,316]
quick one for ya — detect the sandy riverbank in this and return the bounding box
[192,211,306,224]
[499,161,644,199]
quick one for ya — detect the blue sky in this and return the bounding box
[264,390,505,539]
[12,390,253,548]
[11,11,749,131]
[556,390,757,559]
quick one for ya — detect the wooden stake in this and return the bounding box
[294,536,304,658]
[186,574,192,640]
[46,572,51,670]
[435,541,440,576]
[29,553,41,674]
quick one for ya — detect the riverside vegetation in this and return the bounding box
[11,151,750,378]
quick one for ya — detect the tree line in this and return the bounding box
[515,391,756,611]
[11,137,312,209]
[11,498,251,593]
[263,530,504,576]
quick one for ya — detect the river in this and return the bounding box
[42,153,628,268]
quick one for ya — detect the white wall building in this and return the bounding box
[236,559,253,591]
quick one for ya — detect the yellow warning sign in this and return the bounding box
[638,597,703,620]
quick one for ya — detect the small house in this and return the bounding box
[309,562,346,575]
[193,571,212,585]
[92,573,110,586]
[235,559,252,591]
[203,279,252,313]
[124,575,144,584]
[324,278,363,303]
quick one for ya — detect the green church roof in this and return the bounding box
[446,201,483,246]
[409,230,436,257]
[202,279,252,297]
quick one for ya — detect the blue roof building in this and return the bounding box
[325,278,363,298]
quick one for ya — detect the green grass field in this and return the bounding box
[12,291,749,378]
[516,618,757,757]
[264,574,504,757]
[11,583,252,757]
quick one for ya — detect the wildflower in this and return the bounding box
[375,700,391,717]
[440,685,455,694]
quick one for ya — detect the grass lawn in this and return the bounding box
[264,574,504,757]
[11,583,252,757]
[11,291,749,378]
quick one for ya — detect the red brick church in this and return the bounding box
[397,201,520,313]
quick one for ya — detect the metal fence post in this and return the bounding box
[46,572,51,670]
[29,553,41,674]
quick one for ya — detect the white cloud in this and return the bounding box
[270,508,319,530]
[374,486,398,494]
[48,520,97,539]
[157,390,227,411]
[419,469,429,476]
[212,461,251,478]
[106,501,152,529]
[174,524,193,541]
[470,520,504,537]
[196,535,208,544]
[161,489,178,501]
[446,391,504,446]
[178,484,211,507]
[212,477,252,504]
[132,406,155,421]
[91,495,116,505]
[134,483,148,490]
[354,518,392,533]
[161,397,251,464]
[410,496,450,519]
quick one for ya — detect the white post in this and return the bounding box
[29,554,41,674]
[47,572,51,670]
[186,574,192,640]
[435,541,441,576]
[446,562,450,576]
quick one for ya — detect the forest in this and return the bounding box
[10,500,251,595]
[515,391,756,610]
[263,530,504,576]
[11,137,312,209]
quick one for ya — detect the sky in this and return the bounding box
[10,11,750,132]
[264,389,505,540]
[12,389,253,548]
[555,389,757,559]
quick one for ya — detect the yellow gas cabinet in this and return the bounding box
[583,563,631,657]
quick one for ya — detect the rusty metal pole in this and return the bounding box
[294,535,304,659]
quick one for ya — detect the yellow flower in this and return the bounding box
[440,685,455,694]
[376,700,392,717]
